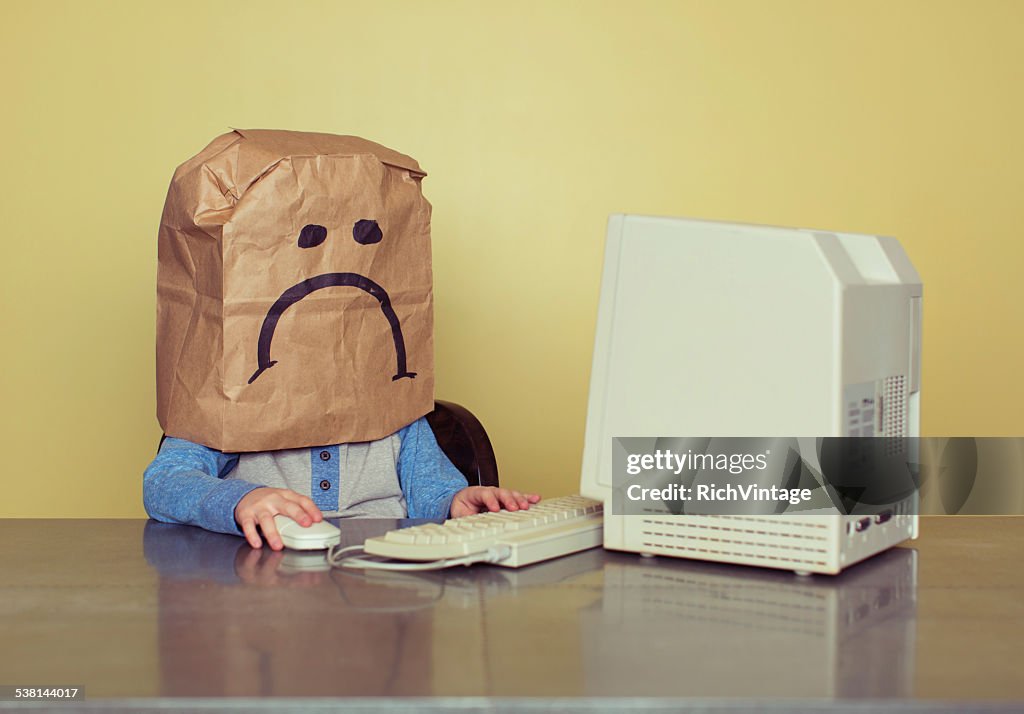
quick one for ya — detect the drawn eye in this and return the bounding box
[353,219,383,245]
[298,224,327,249]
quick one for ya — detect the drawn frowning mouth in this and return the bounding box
[247,272,416,385]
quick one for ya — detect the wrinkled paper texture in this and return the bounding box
[157,129,434,451]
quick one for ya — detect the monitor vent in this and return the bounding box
[638,515,830,567]
[883,375,907,437]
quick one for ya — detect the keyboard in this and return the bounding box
[363,495,604,568]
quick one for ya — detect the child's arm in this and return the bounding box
[145,437,324,547]
[396,417,540,519]
[142,437,260,536]
[396,418,469,519]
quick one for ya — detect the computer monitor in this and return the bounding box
[579,215,921,574]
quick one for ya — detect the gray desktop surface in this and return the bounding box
[0,516,1021,713]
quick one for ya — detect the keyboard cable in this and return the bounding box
[327,543,513,571]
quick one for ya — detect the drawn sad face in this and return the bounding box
[224,154,432,394]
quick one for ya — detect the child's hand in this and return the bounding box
[449,486,541,518]
[234,487,323,550]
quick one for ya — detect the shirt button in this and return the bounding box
[319,479,331,491]
[320,450,331,461]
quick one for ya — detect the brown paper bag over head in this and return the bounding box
[156,129,434,452]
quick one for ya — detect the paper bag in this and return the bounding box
[156,129,434,452]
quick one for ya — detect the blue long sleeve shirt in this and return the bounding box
[143,416,468,536]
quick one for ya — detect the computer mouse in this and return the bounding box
[272,515,342,550]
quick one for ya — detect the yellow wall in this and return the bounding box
[1,0,1021,517]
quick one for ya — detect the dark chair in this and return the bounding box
[158,400,499,487]
[426,400,499,487]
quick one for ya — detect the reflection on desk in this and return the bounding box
[140,519,915,699]
[1,517,1021,710]
[581,548,915,698]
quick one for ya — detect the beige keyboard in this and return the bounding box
[363,495,604,568]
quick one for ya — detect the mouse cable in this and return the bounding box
[327,543,511,571]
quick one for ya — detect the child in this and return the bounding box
[146,129,538,548]
[143,417,539,551]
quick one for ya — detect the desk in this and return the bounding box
[0,517,1022,712]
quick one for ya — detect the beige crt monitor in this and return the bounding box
[579,215,921,575]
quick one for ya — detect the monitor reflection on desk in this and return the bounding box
[579,548,917,698]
